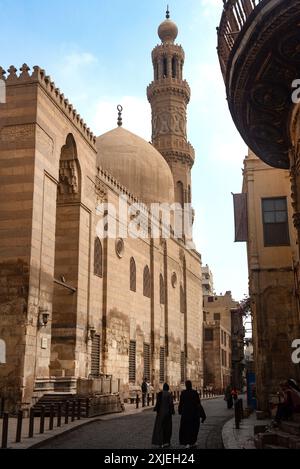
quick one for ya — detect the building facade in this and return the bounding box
[203,291,239,392]
[0,11,203,411]
[202,264,214,297]
[231,306,245,392]
[217,0,300,412]
[242,150,300,410]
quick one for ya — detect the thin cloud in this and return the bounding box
[201,0,223,14]
[63,51,98,68]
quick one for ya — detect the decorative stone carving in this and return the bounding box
[95,178,107,204]
[0,124,35,147]
[19,64,30,80]
[6,65,17,81]
[59,160,78,194]
[152,108,187,139]
[0,67,6,82]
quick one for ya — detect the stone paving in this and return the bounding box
[35,397,233,450]
[222,412,271,449]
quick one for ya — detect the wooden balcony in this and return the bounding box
[217,0,300,169]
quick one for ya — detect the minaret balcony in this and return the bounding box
[217,0,300,169]
[147,78,191,102]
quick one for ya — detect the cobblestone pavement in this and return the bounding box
[37,398,233,449]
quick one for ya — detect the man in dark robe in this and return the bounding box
[152,383,175,448]
[178,380,206,448]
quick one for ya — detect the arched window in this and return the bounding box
[172,57,177,78]
[155,61,159,80]
[176,181,184,207]
[94,238,103,278]
[130,258,136,292]
[143,266,151,298]
[163,57,168,78]
[0,339,6,364]
[180,285,185,313]
[188,185,192,204]
[160,274,165,305]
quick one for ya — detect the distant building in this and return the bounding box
[203,291,241,391]
[202,264,214,297]
[244,339,254,365]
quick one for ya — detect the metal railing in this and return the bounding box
[1,398,89,449]
[217,0,262,78]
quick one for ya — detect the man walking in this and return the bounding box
[141,377,148,407]
[178,381,206,448]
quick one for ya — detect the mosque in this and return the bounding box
[0,9,203,410]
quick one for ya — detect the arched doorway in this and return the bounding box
[50,134,81,388]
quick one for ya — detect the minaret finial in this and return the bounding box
[166,5,170,19]
[117,105,123,127]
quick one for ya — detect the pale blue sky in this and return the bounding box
[1,0,248,300]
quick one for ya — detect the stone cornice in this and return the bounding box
[147,78,190,104]
[152,43,185,61]
[0,64,96,149]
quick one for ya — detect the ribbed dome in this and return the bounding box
[158,19,178,44]
[96,127,175,205]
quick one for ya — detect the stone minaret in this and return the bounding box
[147,8,195,207]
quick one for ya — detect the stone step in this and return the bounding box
[254,430,300,449]
[264,444,289,449]
[280,421,300,436]
[293,413,300,423]
[275,431,300,449]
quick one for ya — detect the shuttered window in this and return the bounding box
[181,352,185,384]
[180,285,185,313]
[91,334,101,377]
[144,343,150,381]
[160,274,165,305]
[130,258,136,292]
[262,197,290,246]
[160,347,165,383]
[143,266,151,298]
[205,329,214,342]
[94,238,103,277]
[129,341,136,383]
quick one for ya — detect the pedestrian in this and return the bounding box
[231,387,238,402]
[146,379,151,405]
[275,379,300,423]
[152,383,175,448]
[224,385,233,409]
[178,380,206,448]
[141,377,148,407]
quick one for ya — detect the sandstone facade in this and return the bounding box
[0,13,203,411]
[243,151,300,410]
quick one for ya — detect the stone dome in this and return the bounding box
[96,127,175,205]
[158,19,178,44]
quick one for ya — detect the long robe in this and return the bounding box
[178,389,205,446]
[152,391,175,446]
